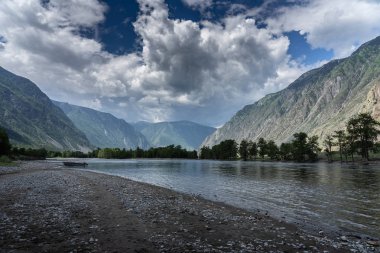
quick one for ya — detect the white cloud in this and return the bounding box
[0,0,322,127]
[181,0,213,10]
[266,0,380,58]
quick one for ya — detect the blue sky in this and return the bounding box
[0,0,380,126]
[99,0,333,65]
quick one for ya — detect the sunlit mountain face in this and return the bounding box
[1,0,380,127]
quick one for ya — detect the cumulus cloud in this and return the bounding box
[181,0,213,11]
[7,0,366,126]
[266,0,380,58]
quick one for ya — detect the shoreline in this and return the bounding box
[0,161,378,252]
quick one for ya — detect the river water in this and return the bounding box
[81,159,379,239]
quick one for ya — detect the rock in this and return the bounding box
[367,240,379,247]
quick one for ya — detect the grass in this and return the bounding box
[320,151,380,162]
[0,155,16,166]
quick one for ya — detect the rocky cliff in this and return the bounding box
[202,36,380,147]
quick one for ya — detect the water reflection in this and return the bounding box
[84,159,380,239]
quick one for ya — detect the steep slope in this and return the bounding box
[54,101,150,149]
[134,121,216,150]
[0,67,91,151]
[202,36,380,147]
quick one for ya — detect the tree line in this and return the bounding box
[200,113,380,162]
[323,113,380,162]
[91,145,197,159]
[1,113,379,162]
[200,132,320,162]
[0,129,198,160]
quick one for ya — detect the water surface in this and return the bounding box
[82,159,380,239]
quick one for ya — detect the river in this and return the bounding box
[79,159,379,239]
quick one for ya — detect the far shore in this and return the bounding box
[0,161,378,252]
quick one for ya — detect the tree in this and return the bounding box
[200,146,212,159]
[279,143,293,161]
[343,133,356,162]
[266,140,279,160]
[291,132,320,162]
[307,135,320,162]
[333,130,346,162]
[239,140,249,161]
[323,134,334,162]
[291,132,308,162]
[257,138,267,159]
[218,139,238,160]
[248,141,258,160]
[0,128,11,155]
[346,113,380,160]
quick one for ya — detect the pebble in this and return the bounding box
[1,161,377,253]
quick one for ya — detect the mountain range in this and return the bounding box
[0,66,215,151]
[133,121,216,150]
[54,101,150,150]
[2,36,380,152]
[202,36,380,147]
[0,67,92,151]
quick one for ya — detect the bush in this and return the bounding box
[0,155,12,163]
[0,128,11,155]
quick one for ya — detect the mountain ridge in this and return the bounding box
[202,36,380,147]
[133,120,216,150]
[54,101,150,150]
[0,67,92,151]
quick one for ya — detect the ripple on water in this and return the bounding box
[75,159,380,239]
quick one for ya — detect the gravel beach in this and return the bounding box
[0,161,378,252]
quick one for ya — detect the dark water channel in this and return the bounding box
[82,159,380,239]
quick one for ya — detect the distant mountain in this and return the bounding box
[202,36,380,147]
[133,121,216,150]
[54,101,150,149]
[0,67,91,151]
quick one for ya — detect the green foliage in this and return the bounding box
[323,134,334,162]
[333,130,346,162]
[202,133,321,162]
[266,140,279,160]
[0,127,11,155]
[291,132,320,162]
[257,138,267,159]
[279,143,293,161]
[248,141,258,160]
[306,135,321,162]
[239,140,249,161]
[11,147,47,159]
[96,145,197,159]
[291,132,308,162]
[200,146,213,159]
[346,113,380,160]
[0,155,12,163]
[200,139,238,160]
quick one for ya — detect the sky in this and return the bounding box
[1,0,380,127]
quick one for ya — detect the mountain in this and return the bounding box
[0,67,91,151]
[133,121,216,150]
[202,36,380,147]
[54,101,150,149]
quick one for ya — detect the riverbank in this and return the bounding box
[0,161,378,252]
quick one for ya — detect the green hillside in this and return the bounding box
[0,67,91,151]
